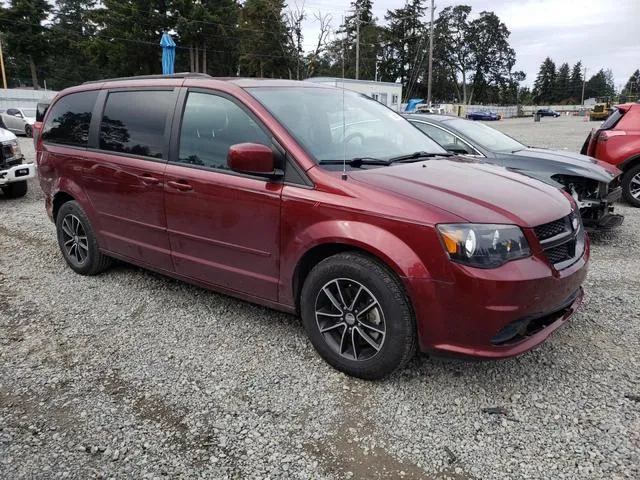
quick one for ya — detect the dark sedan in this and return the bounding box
[466,110,500,121]
[404,114,624,231]
[537,108,560,118]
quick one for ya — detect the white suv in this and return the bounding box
[0,128,34,198]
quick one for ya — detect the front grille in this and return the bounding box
[534,217,568,241]
[534,212,584,269]
[545,242,574,264]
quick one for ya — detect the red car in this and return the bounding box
[582,102,640,206]
[36,75,588,379]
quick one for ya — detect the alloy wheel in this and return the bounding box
[314,278,386,361]
[60,214,89,265]
[630,172,640,200]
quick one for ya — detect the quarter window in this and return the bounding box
[41,90,98,147]
[99,90,174,159]
[177,92,270,170]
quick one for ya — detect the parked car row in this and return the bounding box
[33,75,626,379]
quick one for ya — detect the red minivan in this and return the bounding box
[36,74,589,379]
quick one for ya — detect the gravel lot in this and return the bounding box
[1,116,638,479]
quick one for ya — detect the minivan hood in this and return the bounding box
[507,147,620,181]
[350,158,572,227]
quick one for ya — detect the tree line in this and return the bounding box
[0,0,633,106]
[532,58,639,105]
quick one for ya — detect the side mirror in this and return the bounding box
[15,112,23,118]
[444,144,470,155]
[227,143,283,178]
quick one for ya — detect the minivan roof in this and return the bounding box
[80,73,332,89]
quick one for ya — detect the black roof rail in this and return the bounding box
[82,72,212,85]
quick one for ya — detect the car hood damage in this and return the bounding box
[504,148,620,183]
[350,158,572,227]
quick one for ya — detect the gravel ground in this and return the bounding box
[1,117,639,480]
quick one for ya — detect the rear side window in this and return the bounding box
[36,102,49,122]
[99,90,174,159]
[41,91,99,147]
[600,108,624,130]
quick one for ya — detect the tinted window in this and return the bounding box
[178,92,270,170]
[6,108,18,115]
[600,108,624,130]
[36,103,49,122]
[41,90,98,147]
[99,90,174,159]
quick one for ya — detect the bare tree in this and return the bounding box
[286,1,306,79]
[306,12,332,78]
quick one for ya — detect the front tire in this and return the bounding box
[300,252,417,380]
[25,124,33,137]
[1,180,28,198]
[55,200,112,275]
[622,165,640,207]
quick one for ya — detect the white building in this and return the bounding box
[305,77,403,112]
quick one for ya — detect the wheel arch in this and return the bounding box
[52,191,76,221]
[620,153,640,172]
[286,222,431,313]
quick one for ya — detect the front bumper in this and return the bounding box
[0,162,35,185]
[406,238,589,359]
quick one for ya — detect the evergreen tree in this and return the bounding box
[569,61,584,102]
[585,68,615,100]
[378,0,426,96]
[46,0,102,89]
[532,57,556,104]
[620,69,640,103]
[90,1,172,77]
[554,62,570,103]
[238,0,293,78]
[0,0,52,88]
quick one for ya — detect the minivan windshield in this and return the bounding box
[445,118,525,153]
[248,87,446,165]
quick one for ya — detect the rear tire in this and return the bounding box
[25,124,33,137]
[1,180,28,198]
[622,165,640,207]
[300,252,417,380]
[55,200,112,275]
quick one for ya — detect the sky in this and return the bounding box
[298,0,640,88]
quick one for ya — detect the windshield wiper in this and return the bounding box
[388,151,452,163]
[318,157,390,168]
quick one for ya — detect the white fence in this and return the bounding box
[0,89,58,111]
[428,104,589,119]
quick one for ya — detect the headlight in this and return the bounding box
[4,139,21,158]
[437,224,531,268]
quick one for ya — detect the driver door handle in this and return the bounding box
[166,180,193,192]
[139,174,160,185]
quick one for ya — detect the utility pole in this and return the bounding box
[355,7,360,80]
[0,34,7,89]
[426,0,435,106]
[581,66,587,106]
